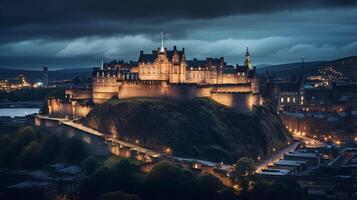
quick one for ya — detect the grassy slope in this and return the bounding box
[262,56,357,80]
[82,98,292,164]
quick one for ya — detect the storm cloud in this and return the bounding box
[0,0,357,69]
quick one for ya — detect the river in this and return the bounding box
[0,108,40,117]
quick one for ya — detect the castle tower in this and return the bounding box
[244,46,253,69]
[43,66,48,87]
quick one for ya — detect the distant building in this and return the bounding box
[43,66,48,87]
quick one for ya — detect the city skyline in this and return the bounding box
[1,0,357,69]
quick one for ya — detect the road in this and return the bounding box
[294,135,323,148]
[255,142,299,173]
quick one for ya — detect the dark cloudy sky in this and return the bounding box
[1,0,357,69]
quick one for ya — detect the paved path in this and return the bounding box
[294,135,323,148]
[255,142,300,172]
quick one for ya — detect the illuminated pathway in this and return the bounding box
[294,135,323,148]
[255,134,323,173]
[255,142,300,173]
[36,115,160,157]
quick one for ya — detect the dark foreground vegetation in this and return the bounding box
[0,126,305,200]
[83,98,292,163]
[0,126,87,169]
[80,156,306,200]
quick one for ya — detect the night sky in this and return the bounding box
[1,0,357,69]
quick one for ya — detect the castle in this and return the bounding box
[48,39,261,118]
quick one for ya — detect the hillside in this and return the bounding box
[81,98,292,164]
[257,61,325,74]
[258,56,357,80]
[0,68,92,81]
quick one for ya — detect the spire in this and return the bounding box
[245,46,250,57]
[101,59,104,70]
[160,32,165,53]
[244,46,252,69]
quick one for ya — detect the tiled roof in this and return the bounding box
[138,53,156,62]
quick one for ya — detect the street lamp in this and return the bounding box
[111,126,118,138]
[165,147,172,154]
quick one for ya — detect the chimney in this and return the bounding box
[140,51,143,54]
[173,46,177,50]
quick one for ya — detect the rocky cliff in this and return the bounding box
[81,98,292,163]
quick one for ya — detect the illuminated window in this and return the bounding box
[281,97,284,103]
[287,97,290,103]
[301,96,304,101]
[293,97,296,103]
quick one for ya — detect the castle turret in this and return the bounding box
[244,47,253,69]
[160,32,165,53]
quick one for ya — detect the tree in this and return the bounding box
[17,141,44,169]
[145,161,197,200]
[41,134,62,162]
[14,126,38,148]
[196,173,223,199]
[98,191,141,200]
[231,157,256,191]
[0,135,13,167]
[106,159,141,194]
[250,178,306,200]
[65,137,87,164]
[82,156,102,175]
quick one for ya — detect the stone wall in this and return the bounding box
[74,104,92,118]
[66,88,92,100]
[118,80,168,99]
[213,84,252,93]
[210,92,260,112]
[92,77,118,104]
[48,98,73,118]
[35,117,110,156]
[118,81,213,100]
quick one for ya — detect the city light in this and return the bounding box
[165,147,172,154]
